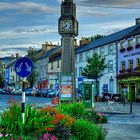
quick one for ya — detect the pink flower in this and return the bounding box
[43,133,51,140]
[51,136,57,140]
[10,138,14,140]
[0,133,3,137]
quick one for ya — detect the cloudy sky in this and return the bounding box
[0,0,140,57]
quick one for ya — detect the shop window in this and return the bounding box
[136,58,140,66]
[75,68,77,77]
[121,61,125,70]
[128,60,133,69]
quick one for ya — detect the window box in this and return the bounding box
[127,46,133,51]
[126,68,132,73]
[120,47,125,52]
[134,66,140,71]
[119,69,125,73]
[135,44,140,49]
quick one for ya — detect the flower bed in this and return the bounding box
[0,102,107,140]
[119,47,125,52]
[135,44,140,49]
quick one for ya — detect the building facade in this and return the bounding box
[117,20,140,101]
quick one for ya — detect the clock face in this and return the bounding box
[60,20,73,32]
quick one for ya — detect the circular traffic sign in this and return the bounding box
[14,57,33,77]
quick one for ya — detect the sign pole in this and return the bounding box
[22,78,26,123]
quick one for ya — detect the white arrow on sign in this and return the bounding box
[25,62,32,72]
[16,62,23,73]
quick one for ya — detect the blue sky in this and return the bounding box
[0,0,140,57]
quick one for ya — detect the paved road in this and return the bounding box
[104,114,140,140]
[0,94,52,112]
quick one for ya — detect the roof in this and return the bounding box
[49,55,61,62]
[6,59,16,68]
[76,24,140,54]
[36,46,61,61]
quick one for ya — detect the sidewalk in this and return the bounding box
[94,101,140,115]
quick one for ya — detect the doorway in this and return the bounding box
[130,84,135,101]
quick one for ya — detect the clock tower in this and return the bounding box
[58,0,78,101]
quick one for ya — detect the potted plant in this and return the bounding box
[135,43,140,49]
[127,46,133,51]
[119,69,125,73]
[119,47,125,52]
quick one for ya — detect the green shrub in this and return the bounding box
[58,102,86,119]
[0,102,53,136]
[72,119,99,140]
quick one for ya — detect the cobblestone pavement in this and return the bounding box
[94,102,140,140]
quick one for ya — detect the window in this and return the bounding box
[128,60,133,69]
[79,67,83,76]
[120,41,125,48]
[57,60,59,68]
[75,55,78,62]
[108,44,113,54]
[108,60,113,72]
[136,58,140,66]
[109,79,113,93]
[86,51,90,60]
[11,67,12,72]
[100,47,104,56]
[136,37,140,44]
[121,61,125,70]
[128,39,133,46]
[79,53,83,62]
[51,62,53,70]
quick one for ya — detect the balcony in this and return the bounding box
[135,44,140,49]
[119,47,125,53]
[127,46,133,51]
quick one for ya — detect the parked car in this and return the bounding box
[39,88,50,97]
[11,88,22,95]
[0,88,6,94]
[47,90,59,98]
[25,88,33,96]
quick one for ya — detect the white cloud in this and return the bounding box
[0,2,58,14]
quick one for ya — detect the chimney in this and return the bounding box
[16,53,19,59]
[135,18,140,25]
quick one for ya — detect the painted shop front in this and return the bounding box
[117,35,140,101]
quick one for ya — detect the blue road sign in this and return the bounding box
[14,57,33,77]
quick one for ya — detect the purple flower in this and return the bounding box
[43,134,51,140]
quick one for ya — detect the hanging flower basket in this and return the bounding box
[126,68,132,73]
[119,69,125,73]
[135,44,140,49]
[127,46,133,51]
[134,66,140,71]
[119,48,125,52]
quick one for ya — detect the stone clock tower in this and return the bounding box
[58,0,78,101]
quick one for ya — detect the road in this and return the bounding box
[104,114,140,140]
[0,94,52,112]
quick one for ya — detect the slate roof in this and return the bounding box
[36,46,61,61]
[76,24,140,54]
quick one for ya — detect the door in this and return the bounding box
[130,84,135,101]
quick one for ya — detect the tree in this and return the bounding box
[0,74,4,88]
[82,52,107,97]
[89,34,105,42]
[27,50,38,88]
